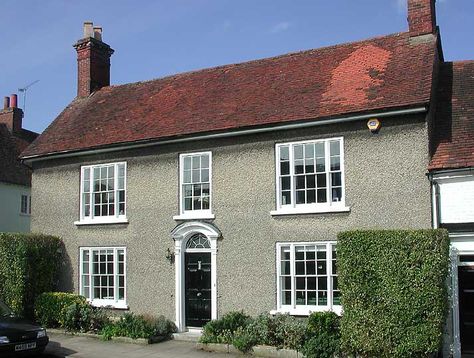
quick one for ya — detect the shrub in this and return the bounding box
[245,313,306,350]
[232,326,257,353]
[0,233,63,318]
[100,313,176,340]
[35,292,86,328]
[302,312,341,358]
[200,311,252,344]
[61,301,109,333]
[337,229,450,357]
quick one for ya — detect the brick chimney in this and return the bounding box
[73,21,114,98]
[408,0,437,37]
[0,94,24,134]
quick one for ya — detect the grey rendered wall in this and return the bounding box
[31,115,432,319]
[0,182,31,232]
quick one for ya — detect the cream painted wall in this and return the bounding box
[0,182,31,232]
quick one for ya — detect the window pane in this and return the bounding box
[184,156,191,170]
[315,142,325,157]
[316,158,325,172]
[330,156,340,171]
[281,191,291,205]
[296,176,305,190]
[294,160,304,174]
[306,175,315,188]
[331,172,342,187]
[296,191,305,204]
[330,141,340,156]
[305,143,314,158]
[332,188,342,202]
[280,161,290,175]
[317,189,327,203]
[183,170,191,183]
[317,174,327,188]
[281,177,291,190]
[201,154,210,169]
[307,190,316,204]
[202,196,210,209]
[192,156,200,169]
[184,185,193,197]
[296,291,305,305]
[294,145,303,159]
[201,169,209,182]
[280,146,289,161]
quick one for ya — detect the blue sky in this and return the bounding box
[1,0,472,133]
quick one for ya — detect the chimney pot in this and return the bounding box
[93,26,103,41]
[83,21,94,38]
[10,94,17,108]
[3,96,10,110]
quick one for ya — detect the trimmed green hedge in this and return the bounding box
[0,233,63,318]
[337,229,449,357]
[35,292,86,327]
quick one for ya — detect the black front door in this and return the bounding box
[185,252,211,327]
[459,265,474,354]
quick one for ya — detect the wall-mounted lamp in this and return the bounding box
[165,248,174,264]
[367,118,381,134]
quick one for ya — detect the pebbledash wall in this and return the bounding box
[31,114,432,320]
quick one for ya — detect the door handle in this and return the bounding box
[197,292,202,297]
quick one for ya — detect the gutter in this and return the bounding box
[427,167,474,180]
[22,106,427,164]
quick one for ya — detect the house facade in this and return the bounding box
[429,61,474,357]
[0,95,38,232]
[20,1,473,356]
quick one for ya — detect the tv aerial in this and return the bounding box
[18,80,40,116]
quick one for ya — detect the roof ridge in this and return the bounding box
[100,31,411,92]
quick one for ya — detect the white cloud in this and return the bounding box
[270,21,291,34]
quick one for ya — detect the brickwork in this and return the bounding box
[408,0,437,36]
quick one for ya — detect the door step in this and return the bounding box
[173,331,202,342]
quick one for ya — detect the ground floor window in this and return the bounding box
[79,247,126,308]
[276,242,340,315]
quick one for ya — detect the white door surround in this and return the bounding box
[171,221,220,332]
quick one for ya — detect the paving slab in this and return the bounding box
[42,332,237,358]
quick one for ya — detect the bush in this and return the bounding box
[337,229,450,357]
[200,311,252,344]
[245,313,306,350]
[35,292,86,328]
[302,312,341,358]
[61,301,109,333]
[100,313,176,340]
[0,233,63,318]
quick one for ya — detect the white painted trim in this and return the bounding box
[74,218,129,225]
[275,241,340,316]
[177,151,214,220]
[274,137,346,214]
[79,246,127,309]
[22,107,427,163]
[270,206,350,216]
[171,221,220,332]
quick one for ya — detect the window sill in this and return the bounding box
[271,305,342,316]
[74,217,129,226]
[270,206,350,216]
[173,212,215,221]
[89,300,129,310]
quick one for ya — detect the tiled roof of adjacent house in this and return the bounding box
[0,125,38,186]
[21,32,437,159]
[429,61,474,171]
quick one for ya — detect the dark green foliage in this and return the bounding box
[232,326,258,353]
[100,313,176,340]
[0,233,63,318]
[200,311,252,344]
[61,301,109,333]
[35,292,86,327]
[302,312,341,358]
[337,229,450,357]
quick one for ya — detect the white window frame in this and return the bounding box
[174,151,215,220]
[20,194,31,215]
[274,241,342,316]
[76,162,128,225]
[79,246,127,309]
[271,137,350,216]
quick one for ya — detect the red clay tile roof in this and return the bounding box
[429,61,474,170]
[22,32,437,158]
[0,125,38,186]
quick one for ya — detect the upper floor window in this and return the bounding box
[276,242,341,316]
[273,137,348,215]
[20,194,31,215]
[78,162,127,224]
[175,152,214,220]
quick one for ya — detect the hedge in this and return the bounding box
[35,292,86,327]
[337,229,449,357]
[0,233,63,318]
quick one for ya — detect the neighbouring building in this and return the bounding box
[0,94,38,232]
[19,2,473,356]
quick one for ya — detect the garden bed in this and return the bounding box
[47,328,169,345]
[197,342,300,357]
